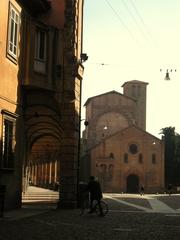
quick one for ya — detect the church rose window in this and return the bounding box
[129,143,138,154]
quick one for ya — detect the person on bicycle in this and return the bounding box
[87,176,103,215]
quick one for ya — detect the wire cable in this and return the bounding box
[104,0,140,47]
[121,0,150,42]
[129,0,157,46]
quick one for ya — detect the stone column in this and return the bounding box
[49,161,52,186]
[40,163,43,186]
[46,162,49,186]
[51,161,55,187]
[54,160,57,183]
[57,71,80,207]
[58,129,79,208]
[31,164,34,184]
[44,162,48,187]
[34,164,37,185]
[56,0,84,208]
[37,163,40,186]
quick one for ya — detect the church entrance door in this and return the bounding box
[126,174,139,193]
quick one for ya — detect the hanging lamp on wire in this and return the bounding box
[160,68,177,80]
[164,69,170,80]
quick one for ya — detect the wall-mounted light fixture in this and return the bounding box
[80,53,88,63]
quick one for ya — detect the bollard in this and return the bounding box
[0,185,6,217]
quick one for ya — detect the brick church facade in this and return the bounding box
[82,80,164,193]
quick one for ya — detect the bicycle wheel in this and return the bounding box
[80,199,89,215]
[95,200,108,216]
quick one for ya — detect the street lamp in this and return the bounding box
[103,125,108,130]
[101,125,108,138]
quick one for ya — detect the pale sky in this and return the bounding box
[81,0,180,138]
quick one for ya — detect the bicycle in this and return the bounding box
[80,194,108,217]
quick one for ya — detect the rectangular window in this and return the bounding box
[1,115,16,169]
[34,28,47,74]
[7,3,20,60]
[152,154,156,164]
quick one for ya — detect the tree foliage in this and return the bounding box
[160,127,180,185]
[160,127,175,160]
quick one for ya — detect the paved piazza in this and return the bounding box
[1,188,180,239]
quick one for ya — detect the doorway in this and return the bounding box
[126,174,139,193]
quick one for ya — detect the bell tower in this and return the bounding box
[122,80,149,130]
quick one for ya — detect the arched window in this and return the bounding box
[152,154,156,164]
[132,85,136,97]
[138,86,141,96]
[139,153,143,163]
[124,153,128,163]
[108,164,114,180]
[100,164,107,173]
[109,152,114,159]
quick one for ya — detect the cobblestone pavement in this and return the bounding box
[1,188,180,240]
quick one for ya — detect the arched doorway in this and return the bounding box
[126,174,139,193]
